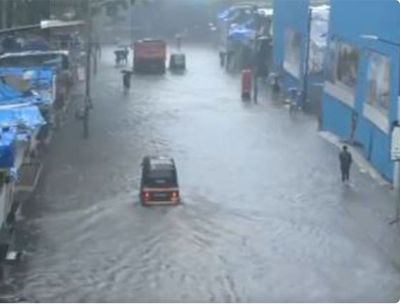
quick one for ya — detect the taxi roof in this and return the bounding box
[144,156,175,170]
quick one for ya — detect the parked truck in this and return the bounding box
[133,39,166,74]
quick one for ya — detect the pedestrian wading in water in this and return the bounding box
[122,70,132,95]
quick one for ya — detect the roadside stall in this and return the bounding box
[0,50,74,127]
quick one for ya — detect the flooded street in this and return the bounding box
[3,45,400,302]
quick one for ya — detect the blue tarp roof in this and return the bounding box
[0,104,45,131]
[0,67,55,105]
[228,26,256,43]
[0,81,23,100]
[0,67,54,81]
[0,80,45,106]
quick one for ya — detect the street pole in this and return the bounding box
[301,8,312,109]
[130,0,135,49]
[93,45,97,76]
[84,0,92,139]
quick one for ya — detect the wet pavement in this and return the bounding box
[1,45,400,302]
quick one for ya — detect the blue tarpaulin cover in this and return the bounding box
[0,104,45,133]
[0,82,23,100]
[0,127,17,169]
[0,67,55,105]
[228,25,256,43]
[0,82,43,106]
[0,67,54,81]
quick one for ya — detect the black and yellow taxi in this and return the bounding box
[140,156,180,205]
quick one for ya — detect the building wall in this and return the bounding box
[322,0,400,181]
[272,0,309,95]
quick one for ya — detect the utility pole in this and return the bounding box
[301,8,312,109]
[84,0,92,139]
[130,0,135,48]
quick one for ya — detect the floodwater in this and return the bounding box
[1,45,399,302]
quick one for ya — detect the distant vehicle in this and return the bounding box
[140,156,180,205]
[169,53,186,71]
[114,47,129,66]
[133,39,166,74]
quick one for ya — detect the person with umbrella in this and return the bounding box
[122,70,133,95]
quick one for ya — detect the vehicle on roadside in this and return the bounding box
[169,53,186,72]
[114,46,129,66]
[140,156,180,206]
[133,39,166,74]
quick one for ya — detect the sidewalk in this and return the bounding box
[256,82,400,268]
[319,131,391,188]
[318,130,400,267]
[235,70,399,260]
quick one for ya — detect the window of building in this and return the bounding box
[283,28,301,78]
[308,6,329,73]
[366,51,390,115]
[326,38,360,98]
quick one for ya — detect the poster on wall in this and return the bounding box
[308,5,329,74]
[366,51,390,115]
[283,28,301,78]
[326,38,337,83]
[326,38,360,98]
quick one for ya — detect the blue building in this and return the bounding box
[321,0,400,182]
[272,0,329,111]
[272,0,310,99]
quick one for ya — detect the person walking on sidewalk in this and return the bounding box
[339,145,352,183]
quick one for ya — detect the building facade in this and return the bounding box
[321,0,400,181]
[272,0,309,101]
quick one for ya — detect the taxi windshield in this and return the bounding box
[146,169,177,187]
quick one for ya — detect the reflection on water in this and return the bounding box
[2,46,400,303]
